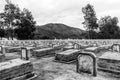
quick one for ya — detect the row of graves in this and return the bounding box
[0,41,67,80]
[54,41,120,77]
[0,45,38,80]
[0,40,120,79]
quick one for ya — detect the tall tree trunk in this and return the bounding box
[9,22,14,40]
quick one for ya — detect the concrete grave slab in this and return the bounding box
[55,49,80,63]
[98,51,120,74]
[0,58,34,80]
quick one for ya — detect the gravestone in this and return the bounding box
[77,52,97,77]
[1,46,6,54]
[21,47,30,60]
[73,43,81,50]
[111,44,120,52]
[0,46,5,62]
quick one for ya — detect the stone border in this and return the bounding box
[77,52,97,77]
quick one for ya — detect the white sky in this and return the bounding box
[0,0,120,29]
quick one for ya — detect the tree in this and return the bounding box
[0,13,5,39]
[3,0,21,39]
[82,4,98,39]
[1,0,36,40]
[14,8,36,40]
[98,16,120,39]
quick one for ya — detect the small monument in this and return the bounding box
[73,43,81,50]
[21,47,30,60]
[1,46,6,54]
[111,44,120,52]
[0,46,5,62]
[77,52,97,77]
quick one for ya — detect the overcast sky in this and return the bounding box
[0,0,120,29]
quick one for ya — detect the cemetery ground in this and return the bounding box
[4,50,120,80]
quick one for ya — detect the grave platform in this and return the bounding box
[98,51,120,74]
[32,47,56,57]
[55,49,80,63]
[84,47,100,53]
[6,46,21,53]
[0,58,35,80]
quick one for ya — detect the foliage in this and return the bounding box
[82,4,98,31]
[82,4,98,39]
[0,0,21,39]
[0,0,36,40]
[0,29,5,39]
[14,9,36,40]
[98,16,120,39]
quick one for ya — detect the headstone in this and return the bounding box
[0,46,2,52]
[111,44,120,52]
[21,47,29,60]
[1,46,6,54]
[73,43,81,49]
[77,52,97,77]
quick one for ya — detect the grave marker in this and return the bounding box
[1,46,6,54]
[77,52,97,77]
[73,43,81,49]
[111,44,120,52]
[21,47,29,60]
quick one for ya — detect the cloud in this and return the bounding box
[0,0,120,29]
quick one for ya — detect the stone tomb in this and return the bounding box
[32,47,56,57]
[84,46,100,53]
[98,52,120,74]
[0,58,36,80]
[55,49,80,63]
[77,52,97,76]
[98,44,120,74]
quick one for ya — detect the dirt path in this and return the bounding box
[32,57,120,80]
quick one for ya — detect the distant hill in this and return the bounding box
[34,23,85,39]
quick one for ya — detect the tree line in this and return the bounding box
[0,0,36,40]
[82,4,120,39]
[0,1,120,40]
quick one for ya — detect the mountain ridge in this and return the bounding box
[34,23,85,39]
